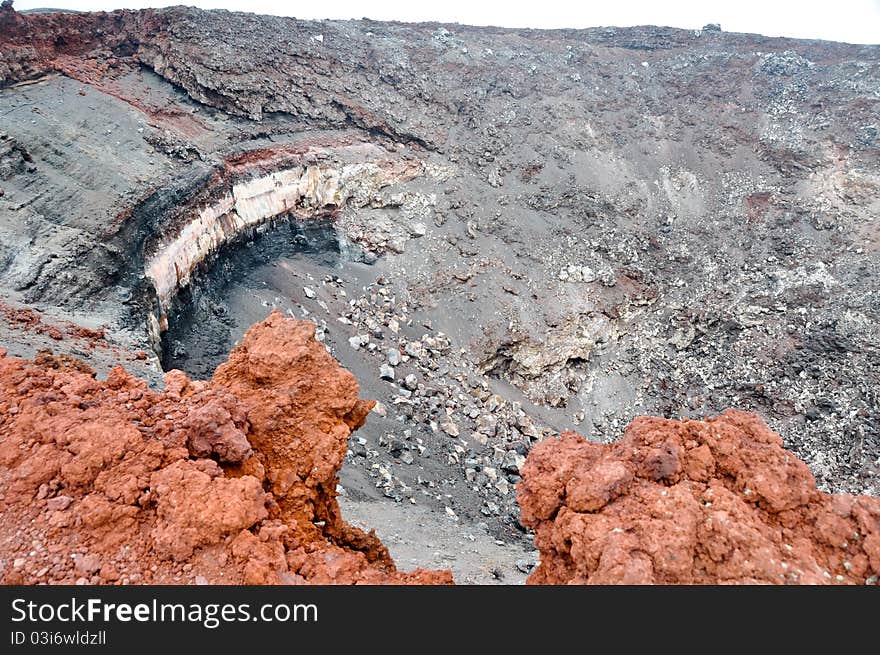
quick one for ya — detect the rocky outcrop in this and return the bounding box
[478,314,616,407]
[518,410,880,584]
[0,132,33,180]
[0,311,452,584]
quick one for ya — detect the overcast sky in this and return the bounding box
[11,0,880,45]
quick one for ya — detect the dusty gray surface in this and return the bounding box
[339,496,534,584]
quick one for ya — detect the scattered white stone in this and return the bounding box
[303,286,316,299]
[486,394,505,412]
[559,264,597,283]
[387,236,406,253]
[440,417,459,437]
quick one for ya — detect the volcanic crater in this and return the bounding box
[1,3,878,584]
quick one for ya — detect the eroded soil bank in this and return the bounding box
[159,217,347,377]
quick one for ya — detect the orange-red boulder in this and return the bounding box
[518,410,880,584]
[0,311,452,585]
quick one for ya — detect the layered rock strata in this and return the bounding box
[143,144,422,339]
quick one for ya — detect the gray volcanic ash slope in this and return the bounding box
[1,4,878,551]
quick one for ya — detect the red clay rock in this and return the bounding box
[181,397,252,464]
[0,301,109,350]
[150,459,268,561]
[518,410,880,585]
[0,310,452,585]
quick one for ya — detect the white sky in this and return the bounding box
[10,0,880,45]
